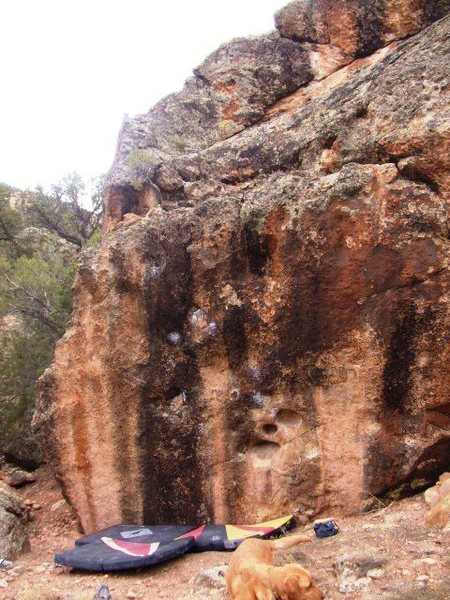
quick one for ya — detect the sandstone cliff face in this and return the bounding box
[35,0,450,533]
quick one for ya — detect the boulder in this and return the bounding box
[0,482,29,559]
[3,469,36,488]
[34,0,450,533]
[425,473,450,529]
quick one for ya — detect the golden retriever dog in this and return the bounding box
[226,533,324,600]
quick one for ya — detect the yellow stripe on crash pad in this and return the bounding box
[225,514,292,541]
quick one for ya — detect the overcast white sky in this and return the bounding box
[1,0,286,191]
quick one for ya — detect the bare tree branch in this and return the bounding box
[17,306,62,337]
[30,205,82,248]
[3,273,54,314]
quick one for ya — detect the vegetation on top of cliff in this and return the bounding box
[0,174,103,465]
[30,173,103,248]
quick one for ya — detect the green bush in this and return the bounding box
[0,175,102,460]
[171,137,188,151]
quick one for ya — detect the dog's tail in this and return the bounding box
[266,533,312,551]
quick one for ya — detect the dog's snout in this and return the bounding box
[307,587,325,600]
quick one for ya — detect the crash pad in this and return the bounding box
[55,515,294,571]
[55,536,194,572]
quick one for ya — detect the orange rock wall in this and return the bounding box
[35,0,450,533]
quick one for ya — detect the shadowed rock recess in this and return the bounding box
[34,0,450,533]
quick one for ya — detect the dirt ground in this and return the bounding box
[1,468,449,600]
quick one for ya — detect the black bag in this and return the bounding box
[313,520,339,538]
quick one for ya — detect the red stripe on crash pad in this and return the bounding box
[101,537,160,557]
[176,525,206,540]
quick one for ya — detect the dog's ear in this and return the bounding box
[297,571,312,589]
[290,569,311,589]
[283,576,299,596]
[284,571,311,594]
